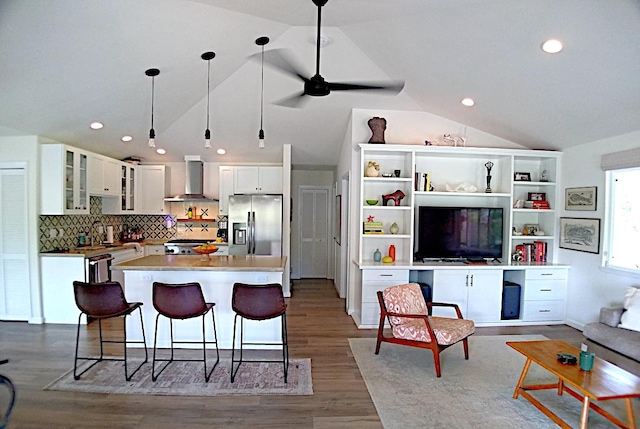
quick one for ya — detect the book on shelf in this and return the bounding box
[531,201,550,209]
[514,241,547,263]
[414,172,432,192]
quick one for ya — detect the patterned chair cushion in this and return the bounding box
[383,283,475,345]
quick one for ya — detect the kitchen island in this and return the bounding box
[112,255,287,349]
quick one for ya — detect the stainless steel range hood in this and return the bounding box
[164,158,217,202]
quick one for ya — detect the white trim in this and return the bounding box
[600,147,640,171]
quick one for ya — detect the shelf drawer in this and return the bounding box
[362,269,409,282]
[523,280,567,300]
[523,300,565,321]
[525,269,568,281]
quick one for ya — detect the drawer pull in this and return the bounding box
[541,273,553,276]
[379,274,393,277]
[540,289,552,292]
[539,309,551,313]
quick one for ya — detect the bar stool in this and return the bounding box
[0,359,15,429]
[231,283,289,383]
[152,282,219,382]
[72,281,148,381]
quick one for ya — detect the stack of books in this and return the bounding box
[414,172,432,192]
[524,200,550,209]
[363,221,384,234]
[515,241,548,263]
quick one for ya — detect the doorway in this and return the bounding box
[298,187,330,278]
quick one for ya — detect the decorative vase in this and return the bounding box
[373,248,381,262]
[365,165,380,177]
[388,245,396,262]
[389,222,399,234]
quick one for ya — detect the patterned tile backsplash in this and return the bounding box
[39,197,177,251]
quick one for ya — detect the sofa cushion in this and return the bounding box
[600,307,624,327]
[619,287,640,332]
[584,321,640,362]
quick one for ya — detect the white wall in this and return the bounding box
[290,169,335,279]
[560,130,640,329]
[0,136,43,323]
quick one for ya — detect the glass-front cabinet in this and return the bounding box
[41,145,89,215]
[121,164,136,212]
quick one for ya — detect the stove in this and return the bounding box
[164,239,210,255]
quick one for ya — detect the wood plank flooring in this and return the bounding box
[0,279,636,428]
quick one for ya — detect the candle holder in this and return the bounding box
[485,161,494,193]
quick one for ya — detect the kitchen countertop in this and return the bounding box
[112,255,286,272]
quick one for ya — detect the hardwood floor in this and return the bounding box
[0,279,635,428]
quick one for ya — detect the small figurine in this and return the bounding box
[382,189,406,206]
[540,169,549,182]
[368,117,387,144]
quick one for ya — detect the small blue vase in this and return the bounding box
[373,249,381,262]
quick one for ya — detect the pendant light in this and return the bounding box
[256,36,269,149]
[201,51,215,149]
[145,68,160,148]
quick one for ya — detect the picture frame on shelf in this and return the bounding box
[523,224,539,235]
[559,217,600,254]
[514,172,531,181]
[565,186,597,211]
[527,192,546,201]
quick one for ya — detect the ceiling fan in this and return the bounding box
[263,0,405,108]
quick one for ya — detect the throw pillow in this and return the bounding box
[618,286,640,332]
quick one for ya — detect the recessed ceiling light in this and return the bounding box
[461,98,475,107]
[216,148,226,155]
[541,39,563,54]
[121,135,133,142]
[156,148,166,155]
[89,121,104,130]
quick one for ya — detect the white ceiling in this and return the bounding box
[0,0,639,166]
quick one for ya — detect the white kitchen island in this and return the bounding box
[112,255,287,350]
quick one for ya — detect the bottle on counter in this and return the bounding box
[187,207,193,219]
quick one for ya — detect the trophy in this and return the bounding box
[485,161,494,193]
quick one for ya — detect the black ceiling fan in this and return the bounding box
[263,0,405,108]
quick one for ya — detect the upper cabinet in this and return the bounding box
[41,144,89,215]
[233,166,282,194]
[218,166,234,215]
[88,154,120,197]
[137,165,166,214]
[102,163,136,214]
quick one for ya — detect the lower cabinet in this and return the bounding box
[360,269,410,327]
[521,268,567,322]
[432,269,503,322]
[144,244,165,256]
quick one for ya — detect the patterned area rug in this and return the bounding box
[44,358,312,396]
[349,335,639,429]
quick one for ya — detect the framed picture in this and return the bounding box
[514,172,531,181]
[559,217,600,254]
[565,186,597,211]
[527,192,546,201]
[523,224,539,235]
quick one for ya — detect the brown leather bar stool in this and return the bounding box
[72,281,148,381]
[231,283,289,383]
[152,282,219,382]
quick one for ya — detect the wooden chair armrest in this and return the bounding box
[427,302,464,319]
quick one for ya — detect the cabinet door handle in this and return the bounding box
[539,309,551,313]
[465,274,469,287]
[541,273,553,276]
[380,274,393,277]
[540,289,552,292]
[470,275,474,287]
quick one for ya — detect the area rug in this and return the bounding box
[44,358,312,396]
[349,335,639,429]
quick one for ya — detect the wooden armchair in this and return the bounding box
[375,283,475,377]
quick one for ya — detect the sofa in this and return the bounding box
[583,306,640,362]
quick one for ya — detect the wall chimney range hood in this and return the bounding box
[164,157,217,202]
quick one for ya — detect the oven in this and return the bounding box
[85,253,113,283]
[164,239,210,255]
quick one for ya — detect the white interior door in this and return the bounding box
[0,167,31,320]
[299,188,329,278]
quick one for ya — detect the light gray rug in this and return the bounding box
[349,335,639,429]
[44,358,312,396]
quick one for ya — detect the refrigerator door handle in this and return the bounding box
[251,211,256,254]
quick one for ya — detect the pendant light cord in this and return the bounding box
[150,75,155,130]
[260,44,265,130]
[206,59,211,130]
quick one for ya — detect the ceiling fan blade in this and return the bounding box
[273,92,309,108]
[260,49,309,82]
[327,80,405,94]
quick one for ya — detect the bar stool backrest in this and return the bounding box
[73,281,129,318]
[232,283,286,320]
[153,282,208,319]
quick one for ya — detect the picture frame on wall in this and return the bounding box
[559,217,600,254]
[565,186,597,211]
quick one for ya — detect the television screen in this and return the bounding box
[416,206,503,260]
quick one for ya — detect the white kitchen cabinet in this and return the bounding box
[218,166,234,215]
[88,153,121,197]
[40,144,89,214]
[359,268,410,327]
[137,165,166,214]
[144,244,165,256]
[432,269,503,322]
[102,163,136,214]
[233,166,282,194]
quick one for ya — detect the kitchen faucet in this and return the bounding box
[90,220,106,246]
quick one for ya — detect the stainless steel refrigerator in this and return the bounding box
[228,194,283,256]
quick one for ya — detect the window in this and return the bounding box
[603,167,640,273]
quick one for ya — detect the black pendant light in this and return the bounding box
[256,36,269,149]
[201,51,216,149]
[145,68,160,148]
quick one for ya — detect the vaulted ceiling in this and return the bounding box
[0,0,638,166]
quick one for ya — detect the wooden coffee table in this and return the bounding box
[507,340,640,429]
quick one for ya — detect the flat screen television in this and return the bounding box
[416,206,503,260]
